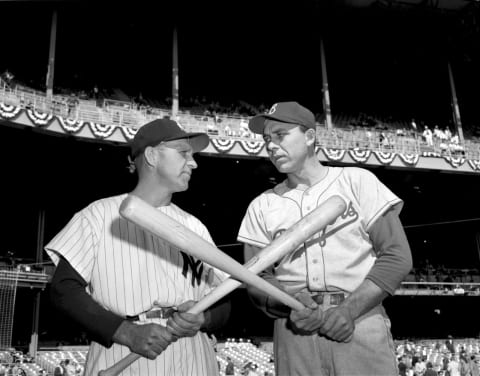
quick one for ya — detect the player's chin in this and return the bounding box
[273,162,294,174]
[175,179,190,192]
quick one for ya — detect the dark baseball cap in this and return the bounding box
[249,102,316,134]
[130,118,209,158]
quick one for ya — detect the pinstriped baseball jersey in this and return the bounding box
[45,193,224,376]
[238,166,402,294]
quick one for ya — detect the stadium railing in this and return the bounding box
[0,80,479,160]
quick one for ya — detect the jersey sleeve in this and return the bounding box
[349,168,403,230]
[237,196,271,247]
[44,208,98,284]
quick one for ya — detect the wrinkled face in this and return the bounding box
[263,120,311,174]
[152,139,197,192]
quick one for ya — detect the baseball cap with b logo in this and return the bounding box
[248,101,316,134]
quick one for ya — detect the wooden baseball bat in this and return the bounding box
[99,195,346,376]
[185,194,347,312]
[118,195,303,310]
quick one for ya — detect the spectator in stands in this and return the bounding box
[1,70,14,86]
[62,359,72,376]
[415,356,427,376]
[425,361,439,376]
[399,355,408,376]
[240,119,250,137]
[380,131,391,148]
[444,127,452,140]
[92,84,99,100]
[423,126,434,146]
[225,356,235,375]
[67,94,79,117]
[446,336,456,353]
[411,119,418,134]
[449,354,461,376]
[53,360,64,376]
[469,355,479,376]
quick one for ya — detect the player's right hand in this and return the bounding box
[166,300,204,338]
[288,292,323,335]
[115,321,178,360]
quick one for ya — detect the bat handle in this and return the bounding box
[98,352,140,376]
[97,302,208,376]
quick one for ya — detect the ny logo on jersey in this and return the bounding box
[181,252,204,287]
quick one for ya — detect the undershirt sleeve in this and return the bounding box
[365,204,413,295]
[50,256,124,347]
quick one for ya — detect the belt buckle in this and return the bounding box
[127,306,177,322]
[311,292,345,306]
[145,307,177,320]
[330,293,345,305]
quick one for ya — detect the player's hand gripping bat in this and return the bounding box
[98,195,346,376]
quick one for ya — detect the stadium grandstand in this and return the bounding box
[1,0,480,375]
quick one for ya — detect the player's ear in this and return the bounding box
[143,146,158,167]
[304,128,316,147]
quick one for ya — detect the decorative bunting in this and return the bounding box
[57,116,84,133]
[467,160,480,171]
[26,108,54,127]
[398,153,419,166]
[238,140,264,155]
[444,156,465,168]
[348,149,371,163]
[373,151,396,165]
[0,102,21,119]
[211,138,236,153]
[120,125,138,140]
[321,148,346,161]
[87,122,117,138]
[0,100,479,173]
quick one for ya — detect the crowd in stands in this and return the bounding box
[396,338,480,376]
[0,350,46,376]
[401,261,480,295]
[3,338,480,376]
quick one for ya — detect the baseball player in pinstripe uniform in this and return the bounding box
[238,102,413,376]
[46,119,230,376]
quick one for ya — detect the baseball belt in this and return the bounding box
[311,292,345,306]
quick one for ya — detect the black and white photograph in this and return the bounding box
[1,0,480,375]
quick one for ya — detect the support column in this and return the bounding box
[46,10,57,100]
[29,209,45,357]
[172,26,179,120]
[320,39,332,130]
[448,61,464,144]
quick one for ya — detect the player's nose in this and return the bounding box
[265,139,279,153]
[187,156,198,169]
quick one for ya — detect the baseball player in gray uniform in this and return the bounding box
[238,102,412,376]
[46,119,230,376]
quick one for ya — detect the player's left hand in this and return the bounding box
[317,305,355,342]
[166,300,204,338]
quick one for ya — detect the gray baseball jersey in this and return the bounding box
[238,167,402,293]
